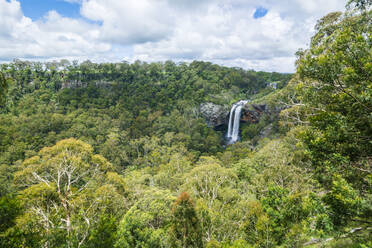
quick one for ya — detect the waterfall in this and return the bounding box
[227,104,238,137]
[226,100,248,144]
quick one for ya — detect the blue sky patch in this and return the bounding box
[253,7,268,19]
[19,0,81,20]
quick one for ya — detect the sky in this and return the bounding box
[0,0,345,72]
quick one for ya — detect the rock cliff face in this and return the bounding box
[241,104,267,124]
[200,102,267,127]
[199,103,229,127]
[61,80,113,90]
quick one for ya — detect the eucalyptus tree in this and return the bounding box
[14,138,127,248]
[295,1,371,243]
[296,0,371,189]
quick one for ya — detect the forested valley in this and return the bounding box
[0,1,371,247]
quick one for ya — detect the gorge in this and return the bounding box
[1,0,370,246]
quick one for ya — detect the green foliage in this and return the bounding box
[292,2,372,244]
[0,72,8,106]
[323,174,361,226]
[0,195,21,233]
[115,189,175,248]
[296,7,372,191]
[182,157,238,205]
[0,60,291,170]
[12,139,126,248]
[0,3,370,245]
[86,214,118,248]
[240,113,276,144]
[259,185,333,247]
[296,4,371,227]
[206,239,250,248]
[170,192,203,248]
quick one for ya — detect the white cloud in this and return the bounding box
[0,0,110,61]
[131,3,303,72]
[0,0,346,72]
[130,0,344,72]
[80,0,175,44]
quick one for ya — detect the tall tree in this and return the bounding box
[296,3,371,189]
[14,138,126,248]
[295,2,371,242]
[170,192,203,248]
[115,189,175,248]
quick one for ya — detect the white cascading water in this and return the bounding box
[226,100,248,144]
[227,104,238,137]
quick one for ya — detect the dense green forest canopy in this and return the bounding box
[0,60,290,168]
[0,1,371,247]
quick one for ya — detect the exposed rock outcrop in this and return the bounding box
[199,103,229,127]
[241,104,267,123]
[61,80,88,89]
[61,80,114,90]
[200,102,268,128]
